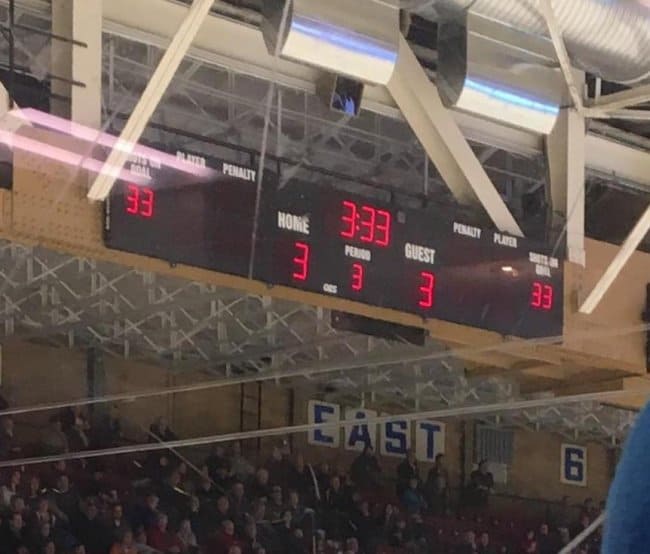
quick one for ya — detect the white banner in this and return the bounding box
[344,408,377,451]
[561,444,587,486]
[415,420,445,462]
[308,400,340,448]
[380,417,410,458]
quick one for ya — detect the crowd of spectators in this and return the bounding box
[0,410,603,554]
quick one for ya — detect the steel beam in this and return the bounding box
[388,36,523,236]
[51,0,102,127]
[538,0,583,112]
[591,84,650,111]
[100,0,650,192]
[87,0,215,201]
[546,109,586,266]
[4,0,650,191]
[580,205,650,314]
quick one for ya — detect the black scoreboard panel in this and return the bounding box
[103,150,563,338]
[254,182,563,338]
[104,155,262,278]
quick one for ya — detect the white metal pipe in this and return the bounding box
[538,0,584,112]
[558,512,605,554]
[580,205,650,314]
[0,389,633,469]
[388,36,524,236]
[87,0,216,201]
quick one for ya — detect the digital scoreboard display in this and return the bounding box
[104,153,263,278]
[104,150,563,338]
[255,184,563,338]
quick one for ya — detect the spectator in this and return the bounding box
[286,490,309,526]
[455,530,477,554]
[467,460,494,510]
[147,513,182,554]
[266,486,284,522]
[265,445,291,489]
[206,447,228,479]
[571,513,591,539]
[289,453,315,502]
[26,475,43,509]
[196,472,218,504]
[73,499,111,554]
[388,518,411,549]
[378,503,398,537]
[315,462,331,497]
[110,529,138,554]
[580,498,597,521]
[214,495,232,526]
[66,408,91,451]
[350,446,381,490]
[133,525,157,554]
[1,511,26,554]
[351,499,377,553]
[51,475,79,523]
[133,494,159,531]
[537,523,557,554]
[228,443,254,483]
[106,503,128,543]
[228,482,249,526]
[176,518,198,553]
[396,450,419,497]
[425,453,449,515]
[42,416,69,455]
[521,530,537,554]
[207,519,241,554]
[401,478,427,515]
[0,416,20,459]
[149,417,178,442]
[241,519,264,554]
[1,468,22,508]
[213,463,234,496]
[248,469,271,502]
[477,531,496,554]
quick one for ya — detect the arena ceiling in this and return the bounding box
[0,0,645,446]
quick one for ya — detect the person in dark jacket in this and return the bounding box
[425,453,450,515]
[350,446,381,490]
[467,460,494,510]
[396,450,420,497]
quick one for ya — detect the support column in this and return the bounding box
[546,109,586,266]
[51,0,102,128]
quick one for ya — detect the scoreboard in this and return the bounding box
[104,150,563,338]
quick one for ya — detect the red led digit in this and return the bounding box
[140,187,155,218]
[351,263,364,291]
[292,242,310,282]
[419,271,435,308]
[375,209,392,247]
[340,200,357,239]
[531,282,553,311]
[542,284,553,310]
[125,184,155,218]
[530,282,542,308]
[359,205,376,243]
[125,184,139,214]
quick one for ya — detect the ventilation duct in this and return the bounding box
[437,12,567,134]
[261,0,400,86]
[430,0,650,85]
